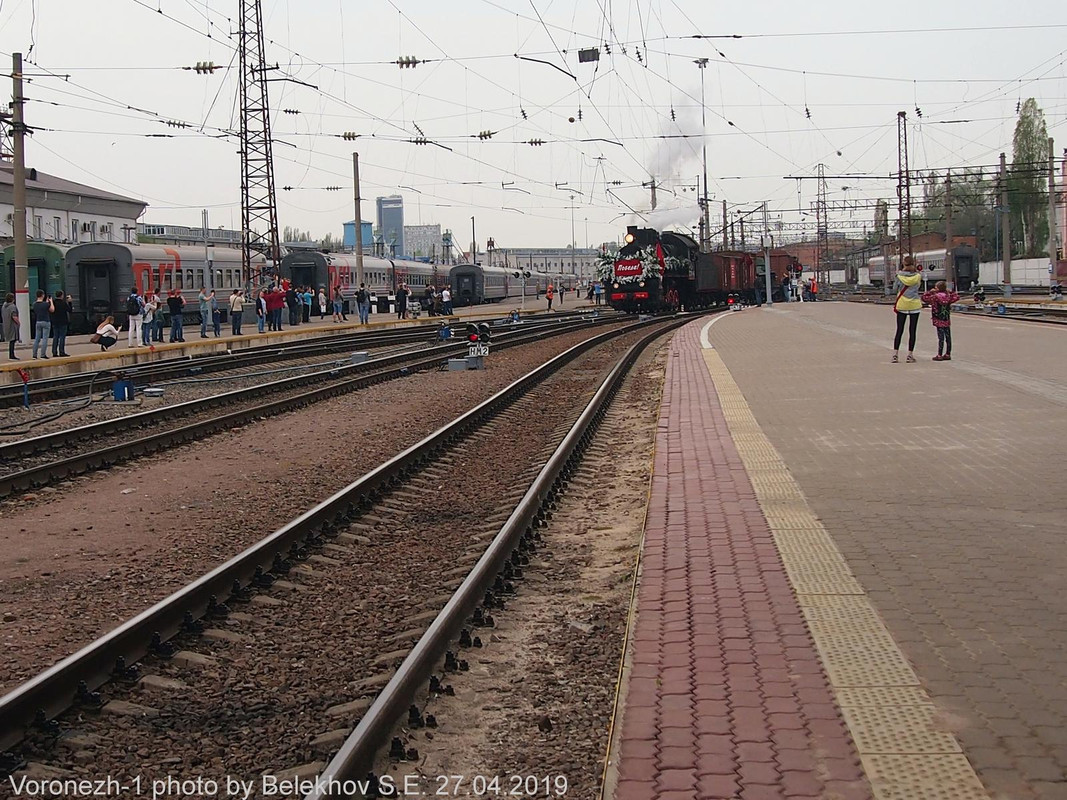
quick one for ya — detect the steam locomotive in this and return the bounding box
[603,226,801,313]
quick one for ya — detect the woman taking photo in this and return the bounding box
[891,255,922,363]
[94,316,120,351]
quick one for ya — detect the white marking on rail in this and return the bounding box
[700,313,734,350]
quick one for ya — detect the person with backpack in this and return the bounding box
[125,287,144,348]
[921,280,960,361]
[356,283,370,324]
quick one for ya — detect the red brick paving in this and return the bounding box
[611,321,872,800]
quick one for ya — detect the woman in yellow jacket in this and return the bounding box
[892,255,922,363]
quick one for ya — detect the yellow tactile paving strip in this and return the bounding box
[701,348,990,800]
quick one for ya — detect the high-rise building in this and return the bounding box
[404,223,442,260]
[376,196,404,258]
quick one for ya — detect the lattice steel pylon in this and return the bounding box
[896,111,912,264]
[814,163,829,286]
[239,0,281,284]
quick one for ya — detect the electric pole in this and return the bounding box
[353,152,364,286]
[696,57,710,252]
[897,112,912,267]
[1049,137,1057,278]
[470,216,476,264]
[569,195,576,279]
[815,163,829,287]
[10,52,30,344]
[239,0,281,286]
[944,172,954,289]
[763,202,773,305]
[1000,152,1011,286]
[722,201,728,250]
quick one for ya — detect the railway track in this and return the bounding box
[0,313,696,787]
[958,305,1067,325]
[0,314,619,499]
[0,310,612,408]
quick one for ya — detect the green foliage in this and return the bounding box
[1009,98,1049,257]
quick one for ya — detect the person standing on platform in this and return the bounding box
[3,293,21,360]
[318,287,327,319]
[331,287,344,323]
[780,274,790,303]
[286,285,299,326]
[209,290,222,336]
[355,283,369,324]
[230,289,244,336]
[441,286,452,315]
[32,289,53,358]
[594,281,603,305]
[891,255,922,363]
[922,280,960,361]
[255,289,267,333]
[142,292,156,345]
[198,286,210,338]
[167,290,186,342]
[51,291,71,357]
[546,283,554,312]
[152,292,166,342]
[124,287,143,348]
[396,282,409,320]
[302,286,312,323]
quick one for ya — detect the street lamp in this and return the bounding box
[569,194,576,282]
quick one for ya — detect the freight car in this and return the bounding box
[603,226,799,313]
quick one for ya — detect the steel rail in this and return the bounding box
[306,315,695,798]
[0,313,683,753]
[0,315,605,472]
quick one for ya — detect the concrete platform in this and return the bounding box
[0,299,599,384]
[610,304,1067,799]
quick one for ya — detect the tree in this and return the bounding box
[1009,98,1048,256]
[914,170,999,259]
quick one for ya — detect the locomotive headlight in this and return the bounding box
[639,281,646,288]
[613,282,619,289]
[624,233,635,244]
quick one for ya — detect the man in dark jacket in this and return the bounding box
[167,290,186,342]
[51,291,72,357]
[396,283,409,320]
[286,287,299,326]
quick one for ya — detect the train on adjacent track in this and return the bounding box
[603,226,802,313]
[277,251,556,309]
[1,243,563,332]
[865,246,981,290]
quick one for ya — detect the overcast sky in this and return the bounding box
[2,0,1065,250]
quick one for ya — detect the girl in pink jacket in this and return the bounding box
[921,281,960,361]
